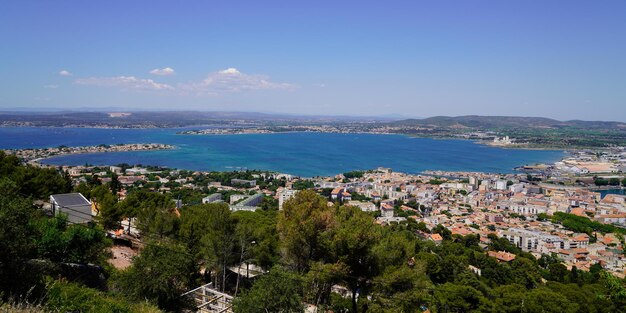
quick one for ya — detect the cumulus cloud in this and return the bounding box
[72,68,292,95]
[149,67,175,76]
[179,68,293,95]
[74,76,173,91]
[59,70,72,76]
[44,84,59,89]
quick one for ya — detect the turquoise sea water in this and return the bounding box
[0,127,565,177]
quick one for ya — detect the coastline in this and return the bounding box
[0,124,616,150]
[4,143,176,164]
[0,127,573,177]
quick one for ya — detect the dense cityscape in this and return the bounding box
[1,141,625,312]
[3,0,626,312]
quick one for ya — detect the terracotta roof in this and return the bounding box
[430,233,443,241]
[381,203,394,210]
[488,251,516,262]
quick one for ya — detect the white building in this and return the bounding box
[202,193,222,204]
[278,189,298,209]
[50,193,93,224]
[500,228,564,253]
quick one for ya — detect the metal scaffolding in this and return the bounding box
[183,283,234,313]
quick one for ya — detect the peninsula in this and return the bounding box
[4,143,174,163]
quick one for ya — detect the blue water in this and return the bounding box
[599,189,626,198]
[0,127,565,177]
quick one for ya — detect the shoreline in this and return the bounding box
[4,143,175,164]
[0,124,612,150]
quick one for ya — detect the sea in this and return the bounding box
[0,127,565,177]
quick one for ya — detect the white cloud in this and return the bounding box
[74,76,173,91]
[149,67,176,76]
[59,70,72,76]
[180,68,293,95]
[72,68,292,95]
[44,84,59,89]
[220,68,240,75]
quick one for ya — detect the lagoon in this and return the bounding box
[0,127,565,177]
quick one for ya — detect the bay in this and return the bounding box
[0,127,564,177]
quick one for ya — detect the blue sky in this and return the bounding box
[1,1,625,121]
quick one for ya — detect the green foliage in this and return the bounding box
[488,233,522,254]
[278,190,334,273]
[233,267,303,313]
[0,178,111,302]
[595,178,609,186]
[179,203,235,291]
[0,185,40,297]
[370,265,431,312]
[428,178,445,185]
[47,281,161,313]
[90,185,121,230]
[343,171,364,179]
[34,215,111,264]
[259,195,278,210]
[232,210,279,269]
[433,283,489,312]
[490,284,578,313]
[550,212,626,235]
[114,242,195,312]
[325,206,381,311]
[600,271,626,302]
[121,191,178,238]
[292,180,315,190]
[0,151,72,199]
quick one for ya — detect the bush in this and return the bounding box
[46,281,161,313]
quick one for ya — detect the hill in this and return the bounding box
[391,115,626,130]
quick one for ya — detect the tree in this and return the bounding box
[233,267,303,313]
[599,271,626,302]
[277,190,334,273]
[303,261,348,308]
[109,172,121,194]
[370,264,431,312]
[231,210,280,293]
[34,214,111,264]
[179,203,235,292]
[547,263,569,282]
[116,242,195,312]
[522,288,579,313]
[594,178,609,186]
[0,151,72,199]
[433,283,490,312]
[46,281,161,313]
[121,191,177,238]
[0,183,39,298]
[91,185,121,230]
[325,206,381,312]
[433,224,452,241]
[510,257,542,289]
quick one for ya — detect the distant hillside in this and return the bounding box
[391,115,626,130]
[0,111,393,128]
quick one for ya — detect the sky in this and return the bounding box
[1,1,625,121]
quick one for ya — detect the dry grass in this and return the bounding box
[0,303,44,313]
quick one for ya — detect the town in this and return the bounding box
[4,143,174,163]
[36,147,626,277]
[4,142,626,312]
